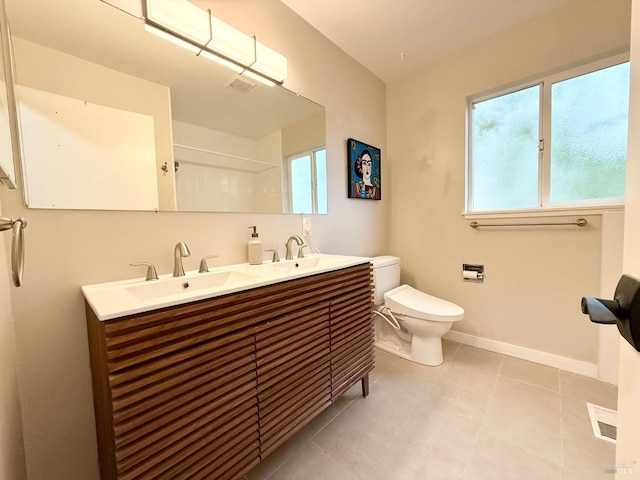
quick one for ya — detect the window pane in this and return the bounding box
[291,155,312,213]
[550,63,629,202]
[471,85,540,211]
[315,149,328,214]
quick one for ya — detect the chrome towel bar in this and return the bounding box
[0,217,27,287]
[469,218,588,229]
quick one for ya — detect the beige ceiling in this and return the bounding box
[280,0,574,83]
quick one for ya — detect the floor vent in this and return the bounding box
[587,402,617,444]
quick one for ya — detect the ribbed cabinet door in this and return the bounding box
[329,265,375,398]
[86,262,375,479]
[254,302,332,458]
[96,302,260,480]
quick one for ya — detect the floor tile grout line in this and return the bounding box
[503,377,560,394]
[259,391,362,480]
[496,359,567,469]
[307,409,400,480]
[459,354,505,480]
[251,342,616,479]
[498,357,562,394]
[558,372,567,471]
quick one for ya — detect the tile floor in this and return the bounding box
[245,341,618,480]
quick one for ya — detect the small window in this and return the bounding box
[471,84,541,211]
[285,148,327,214]
[467,56,629,213]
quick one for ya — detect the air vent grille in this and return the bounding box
[225,75,256,95]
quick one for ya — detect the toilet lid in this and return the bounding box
[384,284,464,322]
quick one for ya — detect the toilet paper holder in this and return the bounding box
[581,274,640,352]
[462,264,484,283]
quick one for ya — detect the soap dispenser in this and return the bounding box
[247,226,263,265]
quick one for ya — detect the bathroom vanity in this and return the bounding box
[84,256,374,479]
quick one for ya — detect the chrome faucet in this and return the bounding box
[130,262,159,281]
[265,249,280,262]
[173,242,191,277]
[199,254,219,273]
[284,235,304,260]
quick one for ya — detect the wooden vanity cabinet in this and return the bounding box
[330,274,376,398]
[86,289,262,480]
[86,262,373,479]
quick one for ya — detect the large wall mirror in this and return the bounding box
[0,0,17,188]
[6,0,327,214]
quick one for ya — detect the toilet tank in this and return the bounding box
[371,256,401,305]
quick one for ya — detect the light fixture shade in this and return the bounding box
[142,0,287,84]
[241,70,276,87]
[144,24,200,54]
[208,16,255,66]
[253,42,287,83]
[200,50,243,73]
[146,0,211,45]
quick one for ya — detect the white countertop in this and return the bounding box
[82,254,371,321]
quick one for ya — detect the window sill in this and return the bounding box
[462,204,624,221]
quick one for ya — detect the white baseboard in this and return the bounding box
[444,330,598,379]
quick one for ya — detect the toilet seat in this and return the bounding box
[384,284,464,322]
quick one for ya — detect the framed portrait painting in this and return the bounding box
[347,138,381,200]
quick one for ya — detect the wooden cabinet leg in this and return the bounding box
[361,374,369,397]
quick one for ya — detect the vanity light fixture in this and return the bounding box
[143,23,200,54]
[142,0,287,86]
[144,23,244,74]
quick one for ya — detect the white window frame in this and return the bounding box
[465,52,629,218]
[283,147,326,214]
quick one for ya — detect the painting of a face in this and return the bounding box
[347,138,381,200]
[361,153,372,184]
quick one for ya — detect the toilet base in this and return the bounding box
[374,316,446,367]
[410,335,444,366]
[375,337,412,362]
[374,336,445,367]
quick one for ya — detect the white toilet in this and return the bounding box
[372,256,464,366]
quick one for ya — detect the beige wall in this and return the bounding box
[0,1,387,478]
[617,0,640,473]
[387,0,631,363]
[0,196,27,480]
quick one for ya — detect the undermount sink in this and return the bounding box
[126,270,259,301]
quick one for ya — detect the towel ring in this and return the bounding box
[0,217,26,287]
